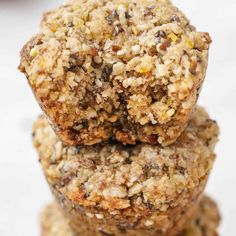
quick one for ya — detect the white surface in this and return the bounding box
[0,0,235,235]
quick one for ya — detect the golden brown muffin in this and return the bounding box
[20,0,211,146]
[33,106,219,236]
[40,196,220,236]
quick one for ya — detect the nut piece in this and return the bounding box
[113,62,125,75]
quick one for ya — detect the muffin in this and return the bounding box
[40,196,221,236]
[33,106,219,236]
[20,0,212,146]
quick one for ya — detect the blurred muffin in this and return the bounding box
[40,196,220,236]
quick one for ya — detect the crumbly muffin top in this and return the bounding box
[20,0,211,146]
[33,107,218,212]
[40,196,220,236]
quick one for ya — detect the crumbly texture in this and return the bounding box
[33,106,219,235]
[40,196,220,236]
[20,0,211,146]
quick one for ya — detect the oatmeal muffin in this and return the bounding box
[19,0,212,146]
[40,196,221,236]
[33,106,219,236]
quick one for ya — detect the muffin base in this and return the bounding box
[40,196,220,236]
[50,175,208,236]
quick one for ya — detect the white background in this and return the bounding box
[0,0,235,235]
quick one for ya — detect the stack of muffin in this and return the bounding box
[19,0,221,235]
